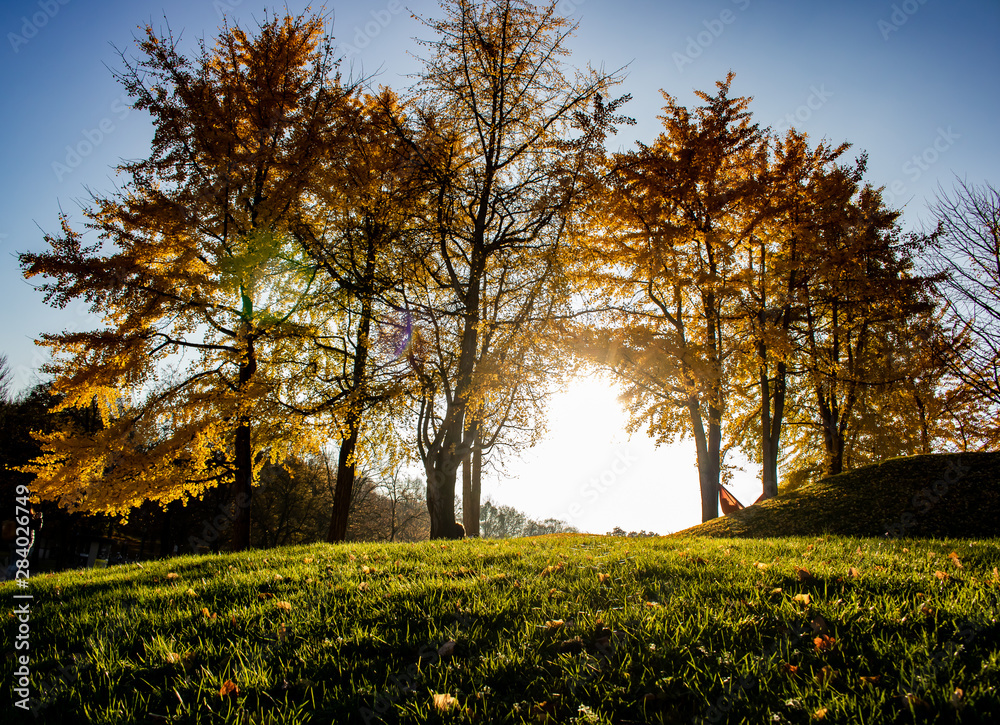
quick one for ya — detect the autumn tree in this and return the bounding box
[289,89,427,542]
[19,13,348,549]
[574,74,767,522]
[785,158,934,475]
[725,131,849,499]
[402,0,619,537]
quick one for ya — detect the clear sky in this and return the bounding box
[1,0,997,534]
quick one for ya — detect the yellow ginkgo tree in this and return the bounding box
[19,12,349,549]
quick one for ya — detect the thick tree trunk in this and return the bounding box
[690,400,720,522]
[327,422,359,542]
[425,437,461,538]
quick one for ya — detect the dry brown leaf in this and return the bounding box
[219,680,239,697]
[795,567,816,583]
[813,635,836,652]
[848,567,861,578]
[274,600,292,611]
[432,693,457,712]
[438,640,457,657]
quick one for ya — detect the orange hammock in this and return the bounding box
[719,486,767,515]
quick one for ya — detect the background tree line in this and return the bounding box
[8,1,999,552]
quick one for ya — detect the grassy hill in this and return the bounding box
[678,452,1000,539]
[4,534,1000,723]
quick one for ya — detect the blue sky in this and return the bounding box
[0,0,997,533]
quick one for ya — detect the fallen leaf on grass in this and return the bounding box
[792,593,811,605]
[165,652,181,664]
[219,680,239,697]
[951,688,964,709]
[848,567,861,579]
[795,567,817,583]
[432,693,457,712]
[859,675,881,686]
[814,666,837,685]
[812,708,828,720]
[934,571,950,581]
[357,581,369,592]
[438,640,457,657]
[545,619,564,631]
[532,698,559,723]
[780,663,799,677]
[948,552,963,569]
[302,557,314,564]
[274,600,292,611]
[185,588,197,597]
[813,635,836,653]
[597,572,611,584]
[201,608,216,620]
[554,637,584,654]
[167,572,179,580]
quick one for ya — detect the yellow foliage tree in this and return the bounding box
[19,12,348,549]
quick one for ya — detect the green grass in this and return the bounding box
[3,534,1000,723]
[678,452,1000,539]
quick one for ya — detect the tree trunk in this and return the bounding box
[327,250,375,542]
[463,445,482,536]
[424,252,483,539]
[231,335,257,552]
[690,400,720,521]
[759,359,786,500]
[425,440,460,538]
[328,422,359,542]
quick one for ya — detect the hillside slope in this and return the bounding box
[677,451,1000,538]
